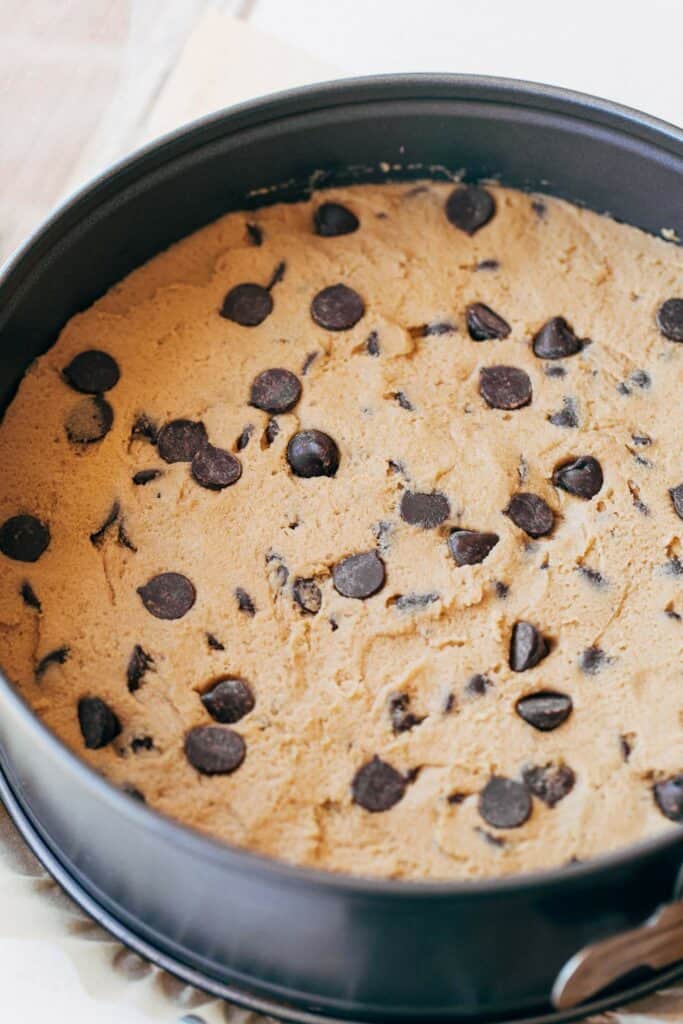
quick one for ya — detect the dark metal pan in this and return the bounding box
[0,74,681,1023]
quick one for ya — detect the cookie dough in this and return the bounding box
[0,183,681,880]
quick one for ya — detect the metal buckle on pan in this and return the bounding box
[552,900,683,1009]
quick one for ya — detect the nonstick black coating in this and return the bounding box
[0,75,681,1023]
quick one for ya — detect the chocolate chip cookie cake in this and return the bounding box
[0,182,681,879]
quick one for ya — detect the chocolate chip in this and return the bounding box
[505,493,555,538]
[392,592,439,611]
[157,419,207,463]
[448,529,499,566]
[510,621,550,672]
[548,396,579,429]
[293,577,322,615]
[476,259,500,271]
[532,317,585,359]
[206,632,225,650]
[553,456,603,499]
[302,351,318,375]
[466,303,511,341]
[545,365,567,379]
[132,468,162,485]
[516,691,572,731]
[479,366,532,410]
[366,330,380,356]
[234,588,255,617]
[669,484,683,520]
[201,677,255,724]
[63,350,120,394]
[656,299,683,342]
[311,284,364,331]
[419,321,457,337]
[264,418,280,446]
[0,515,50,562]
[65,396,113,443]
[220,283,273,326]
[394,391,413,411]
[130,736,154,753]
[235,425,253,451]
[267,261,286,290]
[127,645,154,692]
[89,502,119,547]
[184,726,246,775]
[653,775,683,822]
[287,429,340,477]
[389,693,425,733]
[333,550,386,600]
[400,490,450,529]
[250,368,302,414]
[576,564,607,588]
[191,444,242,490]
[36,646,69,677]
[137,572,196,619]
[78,696,121,749]
[523,764,575,806]
[131,414,158,444]
[314,202,359,236]
[479,776,531,829]
[245,221,263,245]
[20,581,41,610]
[351,756,406,812]
[579,646,607,675]
[445,185,495,235]
[620,734,633,761]
[465,673,491,697]
[495,580,509,599]
[532,199,547,217]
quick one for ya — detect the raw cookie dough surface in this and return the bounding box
[0,183,681,880]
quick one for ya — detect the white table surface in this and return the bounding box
[0,2,681,1022]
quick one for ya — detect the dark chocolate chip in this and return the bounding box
[122,784,146,802]
[505,493,555,538]
[293,577,322,615]
[245,222,263,246]
[127,645,154,692]
[548,395,579,429]
[311,284,364,331]
[523,764,575,807]
[333,550,385,600]
[351,755,406,812]
[394,391,413,411]
[666,556,683,577]
[191,444,242,490]
[532,317,585,359]
[448,529,499,566]
[201,677,255,723]
[233,587,255,617]
[532,199,547,217]
[620,734,633,761]
[515,691,572,731]
[479,776,531,829]
[465,673,491,697]
[131,414,158,444]
[130,735,154,753]
[302,351,318,374]
[184,726,246,775]
[476,259,500,271]
[393,592,439,611]
[669,484,683,520]
[220,283,273,326]
[630,369,651,389]
[250,368,302,414]
[479,366,532,410]
[266,261,286,290]
[63,350,120,394]
[36,646,69,677]
[389,693,425,733]
[264,418,280,446]
[466,303,511,341]
[0,515,50,562]
[656,299,683,342]
[137,572,196,620]
[206,632,225,650]
[576,564,607,588]
[545,364,567,379]
[20,580,41,610]
[236,425,254,451]
[553,456,603,499]
[653,775,683,822]
[89,502,119,547]
[579,646,607,675]
[495,580,509,599]
[314,202,359,237]
[65,396,113,444]
[287,429,340,478]
[400,490,450,529]
[132,468,162,485]
[157,419,207,463]
[445,185,495,235]
[78,696,121,749]
[366,330,380,356]
[510,621,550,672]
